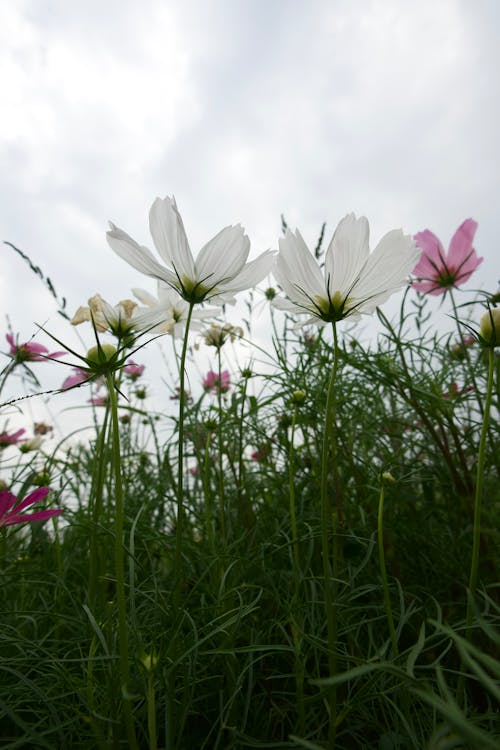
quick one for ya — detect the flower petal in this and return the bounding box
[0,489,16,517]
[274,230,326,311]
[413,230,446,277]
[217,250,275,296]
[11,487,50,514]
[107,224,179,287]
[195,225,250,288]
[325,214,370,297]
[3,508,63,526]
[149,196,195,280]
[349,230,419,312]
[447,219,478,268]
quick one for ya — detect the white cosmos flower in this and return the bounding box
[133,282,217,339]
[272,214,421,325]
[107,196,275,305]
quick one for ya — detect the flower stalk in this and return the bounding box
[105,371,138,750]
[320,322,340,747]
[377,477,399,657]
[174,301,195,584]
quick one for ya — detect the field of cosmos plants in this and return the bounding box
[1,198,499,749]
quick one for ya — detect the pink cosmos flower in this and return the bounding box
[0,428,26,449]
[251,446,270,462]
[88,395,108,406]
[203,370,231,394]
[61,367,91,390]
[6,333,66,363]
[412,219,483,296]
[123,361,145,380]
[0,486,62,527]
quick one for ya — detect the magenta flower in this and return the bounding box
[61,367,91,390]
[0,486,62,528]
[0,428,26,449]
[203,370,231,394]
[412,219,483,296]
[123,361,145,380]
[88,394,108,406]
[6,333,66,363]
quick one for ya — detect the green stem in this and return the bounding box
[466,346,495,615]
[174,302,195,584]
[289,402,306,734]
[377,481,399,657]
[216,346,226,543]
[105,371,138,750]
[88,406,111,605]
[147,671,158,750]
[289,404,300,570]
[236,376,251,529]
[449,289,483,418]
[320,322,340,748]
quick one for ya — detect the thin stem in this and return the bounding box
[289,403,300,570]
[449,289,483,418]
[105,371,138,750]
[174,302,195,584]
[147,671,158,750]
[320,322,340,748]
[467,346,495,613]
[378,481,399,657]
[88,406,111,605]
[289,402,305,734]
[216,346,226,543]
[457,346,495,704]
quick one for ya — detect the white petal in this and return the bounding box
[133,306,175,334]
[195,225,250,287]
[149,196,195,280]
[325,214,370,298]
[274,230,325,309]
[132,287,158,307]
[218,250,275,295]
[350,230,419,308]
[107,224,178,286]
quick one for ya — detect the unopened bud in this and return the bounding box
[479,308,500,347]
[86,343,117,363]
[382,471,396,484]
[291,390,306,405]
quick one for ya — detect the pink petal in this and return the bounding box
[413,230,446,277]
[11,487,50,514]
[0,488,17,517]
[411,280,447,296]
[447,219,478,268]
[3,508,63,526]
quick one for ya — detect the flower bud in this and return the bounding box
[479,308,500,347]
[291,389,306,405]
[382,471,396,484]
[86,343,117,363]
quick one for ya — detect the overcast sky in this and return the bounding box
[1,0,499,431]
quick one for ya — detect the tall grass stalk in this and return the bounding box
[105,370,138,750]
[174,301,195,584]
[320,321,340,748]
[377,477,399,657]
[464,346,495,629]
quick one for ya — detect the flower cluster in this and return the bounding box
[203,370,231,394]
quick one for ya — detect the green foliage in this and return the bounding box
[1,277,499,748]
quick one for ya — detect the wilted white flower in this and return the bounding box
[71,293,138,337]
[273,214,420,325]
[107,196,275,305]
